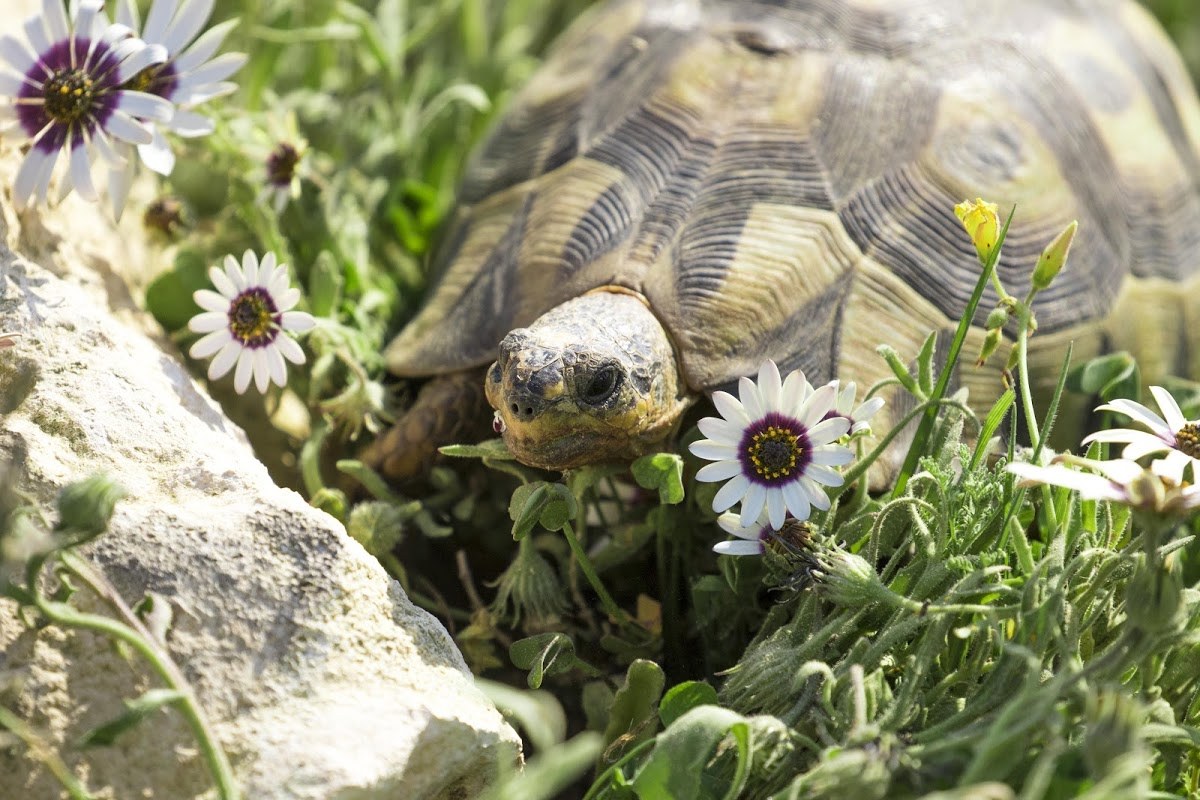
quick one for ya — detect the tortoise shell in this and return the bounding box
[385,0,1200,408]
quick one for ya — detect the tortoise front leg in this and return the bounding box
[362,368,491,483]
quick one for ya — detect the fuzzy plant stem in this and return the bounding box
[560,520,629,624]
[46,553,241,800]
[1013,304,1060,534]
[0,705,93,799]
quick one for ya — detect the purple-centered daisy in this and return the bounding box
[1008,456,1200,517]
[188,251,315,394]
[1,0,171,208]
[690,360,853,530]
[1082,386,1200,485]
[108,0,247,216]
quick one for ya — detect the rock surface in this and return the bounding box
[0,86,518,800]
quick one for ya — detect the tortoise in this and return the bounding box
[363,0,1200,483]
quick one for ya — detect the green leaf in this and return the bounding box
[482,732,604,800]
[476,677,567,753]
[628,706,751,800]
[659,681,718,728]
[308,250,343,318]
[601,659,666,762]
[509,482,577,539]
[144,249,211,332]
[510,633,581,689]
[631,453,685,505]
[440,439,516,460]
[916,331,937,396]
[971,388,1014,470]
[77,689,185,747]
[1066,351,1140,404]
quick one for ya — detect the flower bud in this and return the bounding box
[55,475,126,545]
[814,549,890,607]
[976,327,1003,367]
[1032,220,1077,291]
[954,198,1001,264]
[1083,690,1143,780]
[984,306,1009,330]
[489,537,568,631]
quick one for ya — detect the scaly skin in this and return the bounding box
[486,288,694,470]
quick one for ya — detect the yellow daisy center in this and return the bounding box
[747,425,803,480]
[44,69,94,124]
[1176,423,1200,459]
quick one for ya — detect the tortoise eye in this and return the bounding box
[579,363,622,406]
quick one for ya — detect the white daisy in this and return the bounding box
[108,0,247,216]
[1082,386,1200,485]
[1008,456,1200,517]
[1,0,172,209]
[188,250,315,394]
[825,380,885,436]
[690,360,853,530]
[713,511,772,556]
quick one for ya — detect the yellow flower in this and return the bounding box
[954,198,1001,264]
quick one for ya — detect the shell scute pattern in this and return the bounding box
[386,0,1200,413]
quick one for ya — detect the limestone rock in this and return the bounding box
[0,127,518,800]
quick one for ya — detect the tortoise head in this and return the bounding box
[485,290,693,470]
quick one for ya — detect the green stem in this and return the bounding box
[891,210,1012,498]
[0,705,94,800]
[53,554,241,800]
[561,521,628,624]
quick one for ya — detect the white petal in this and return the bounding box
[193,288,229,313]
[1149,386,1188,435]
[690,440,738,462]
[712,475,750,513]
[252,349,270,393]
[0,70,26,97]
[852,396,885,423]
[1150,450,1191,485]
[800,478,832,511]
[740,483,767,528]
[67,138,97,201]
[176,79,236,106]
[0,35,37,76]
[143,0,183,45]
[757,360,782,411]
[166,109,214,136]
[738,376,764,420]
[810,445,854,466]
[259,251,277,275]
[30,141,59,203]
[273,287,300,313]
[265,344,288,387]
[115,0,140,31]
[713,540,763,557]
[104,110,154,145]
[782,481,811,521]
[91,131,125,165]
[1006,462,1124,502]
[116,45,168,84]
[766,489,786,530]
[207,339,240,379]
[207,264,236,297]
[175,51,244,90]
[189,328,230,358]
[188,310,227,333]
[717,511,764,539]
[711,390,749,425]
[280,311,314,332]
[223,254,245,290]
[274,334,305,365]
[116,89,174,123]
[1094,398,1169,437]
[696,460,742,482]
[697,416,743,444]
[1122,437,1174,461]
[23,14,51,57]
[801,384,838,427]
[1082,428,1167,451]
[43,0,69,43]
[13,147,54,208]
[163,0,215,53]
[808,416,850,446]
[781,368,812,411]
[242,250,260,285]
[804,464,845,488]
[233,348,254,393]
[174,18,236,73]
[136,126,175,174]
[74,2,102,53]
[106,156,135,220]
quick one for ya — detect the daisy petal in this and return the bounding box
[781,481,811,522]
[757,360,782,411]
[142,0,182,45]
[208,264,237,297]
[689,441,738,462]
[174,18,237,73]
[713,539,764,557]
[207,340,240,380]
[808,416,850,446]
[1095,398,1169,437]
[280,311,315,332]
[766,490,786,531]
[697,416,743,444]
[781,368,812,411]
[810,446,855,467]
[136,127,176,175]
[193,288,230,313]
[274,335,305,365]
[738,376,764,420]
[804,464,845,488]
[162,0,215,54]
[1149,386,1188,435]
[252,349,271,393]
[711,390,749,425]
[188,311,227,333]
[233,349,254,393]
[696,460,742,482]
[189,328,230,359]
[740,483,767,529]
[712,475,750,513]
